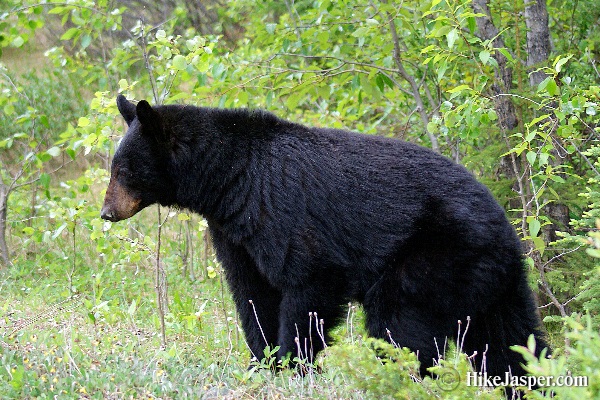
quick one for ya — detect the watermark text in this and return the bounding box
[466,371,588,390]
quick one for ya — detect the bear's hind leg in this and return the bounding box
[461,274,550,379]
[363,297,453,377]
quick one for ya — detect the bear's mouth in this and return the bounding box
[100,178,142,222]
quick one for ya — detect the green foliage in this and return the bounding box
[327,338,503,399]
[513,314,600,399]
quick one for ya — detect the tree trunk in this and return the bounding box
[472,0,519,131]
[525,0,571,242]
[524,0,551,87]
[472,0,523,221]
[0,184,12,267]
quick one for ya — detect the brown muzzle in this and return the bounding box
[100,178,142,222]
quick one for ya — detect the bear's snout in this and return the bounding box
[100,206,118,222]
[101,178,142,222]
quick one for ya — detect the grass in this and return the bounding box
[0,206,376,399]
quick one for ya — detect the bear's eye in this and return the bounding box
[117,167,133,180]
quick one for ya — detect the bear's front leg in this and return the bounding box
[276,286,347,364]
[230,274,282,363]
[212,232,282,362]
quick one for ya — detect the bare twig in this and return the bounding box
[155,206,167,349]
[139,18,160,104]
[249,300,269,346]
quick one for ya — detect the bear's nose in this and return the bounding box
[100,207,116,221]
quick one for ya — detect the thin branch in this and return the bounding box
[139,19,160,104]
[387,14,439,151]
[542,246,584,270]
[155,206,167,349]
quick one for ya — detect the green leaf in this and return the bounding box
[448,84,471,94]
[317,31,329,44]
[528,219,541,238]
[3,103,15,115]
[48,6,65,14]
[78,117,90,127]
[532,236,545,255]
[375,74,385,92]
[60,27,78,41]
[66,148,76,160]
[265,23,276,35]
[212,63,225,79]
[549,175,566,183]
[436,60,448,81]
[525,130,536,142]
[467,16,476,33]
[118,79,128,91]
[90,230,103,240]
[537,76,551,93]
[586,248,600,258]
[542,314,564,323]
[207,266,217,279]
[52,223,67,240]
[380,73,394,89]
[156,30,166,40]
[429,25,452,38]
[177,213,191,221]
[352,27,370,38]
[172,55,187,71]
[237,91,249,106]
[427,121,437,133]
[496,48,514,62]
[479,50,490,65]
[529,114,550,126]
[546,79,559,96]
[47,146,61,157]
[80,34,91,49]
[12,36,24,48]
[37,153,52,163]
[554,54,573,73]
[286,92,301,110]
[446,28,459,49]
[526,151,537,166]
[525,256,534,269]
[39,173,50,188]
[420,45,437,54]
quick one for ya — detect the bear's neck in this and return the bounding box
[173,107,278,241]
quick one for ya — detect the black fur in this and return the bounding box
[105,95,548,379]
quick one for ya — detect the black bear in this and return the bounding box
[102,95,548,380]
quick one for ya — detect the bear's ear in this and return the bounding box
[136,100,168,144]
[116,94,136,126]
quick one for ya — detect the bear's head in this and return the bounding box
[100,95,177,222]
